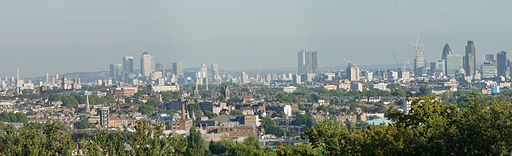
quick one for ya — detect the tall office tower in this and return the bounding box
[123,56,134,73]
[109,64,123,79]
[482,62,497,79]
[140,51,154,79]
[442,43,452,60]
[430,60,445,76]
[298,50,304,74]
[15,68,19,88]
[484,54,495,63]
[45,73,49,84]
[61,77,67,90]
[347,63,360,81]
[414,41,426,77]
[155,63,164,72]
[255,73,262,83]
[497,51,509,78]
[362,71,373,81]
[464,41,476,76]
[446,54,464,77]
[172,62,182,77]
[297,49,318,75]
[241,72,249,84]
[387,70,398,80]
[399,69,410,79]
[200,64,207,75]
[266,74,272,83]
[200,64,208,90]
[55,74,59,83]
[211,64,219,75]
[99,107,109,129]
[442,43,451,73]
[311,51,318,73]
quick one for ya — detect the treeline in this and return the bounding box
[0,112,28,124]
[2,93,512,155]
[48,93,116,108]
[0,121,266,155]
[294,93,512,155]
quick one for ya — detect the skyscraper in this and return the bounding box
[414,40,426,77]
[442,43,452,60]
[45,73,49,84]
[122,56,134,74]
[446,54,464,77]
[347,63,360,81]
[211,64,219,75]
[482,54,497,78]
[172,62,182,77]
[140,51,154,79]
[464,41,476,76]
[155,63,164,72]
[200,64,208,90]
[241,72,249,84]
[109,64,123,78]
[430,60,445,76]
[484,54,495,63]
[297,49,318,75]
[497,51,508,78]
[482,62,497,79]
[311,51,318,73]
[442,43,451,73]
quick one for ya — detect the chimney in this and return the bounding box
[181,102,186,121]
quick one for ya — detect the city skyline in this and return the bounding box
[2,1,512,77]
[3,1,512,155]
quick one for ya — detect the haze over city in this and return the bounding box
[2,0,512,77]
[4,1,512,155]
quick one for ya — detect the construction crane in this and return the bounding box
[392,53,400,67]
[342,57,352,65]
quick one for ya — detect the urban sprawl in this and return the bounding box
[1,40,512,154]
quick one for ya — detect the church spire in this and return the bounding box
[86,93,90,113]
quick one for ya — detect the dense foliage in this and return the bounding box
[49,93,116,108]
[296,93,512,155]
[262,117,285,137]
[0,112,28,123]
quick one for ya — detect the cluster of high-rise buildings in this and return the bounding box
[0,69,83,95]
[413,40,510,80]
[108,51,184,86]
[297,49,318,75]
[311,39,512,84]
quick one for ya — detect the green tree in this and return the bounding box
[62,96,79,108]
[262,117,285,137]
[209,135,233,155]
[188,103,203,117]
[49,93,62,102]
[227,144,266,156]
[187,127,205,156]
[146,98,161,107]
[243,135,260,149]
[204,110,218,119]
[1,122,74,155]
[417,85,432,96]
[0,112,28,123]
[229,110,244,117]
[162,92,181,102]
[74,118,91,129]
[139,104,155,115]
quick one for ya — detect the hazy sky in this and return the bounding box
[2,0,512,77]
